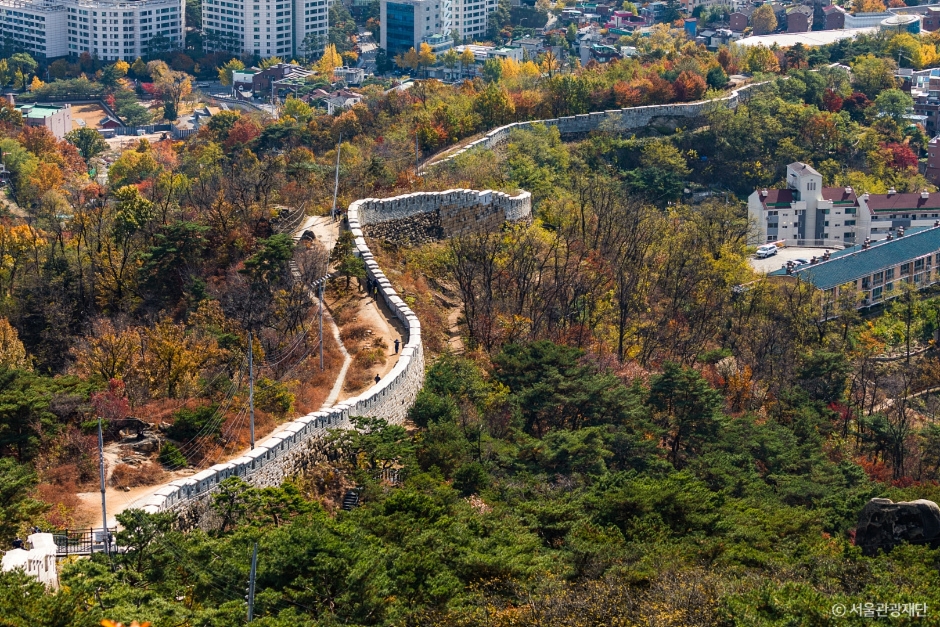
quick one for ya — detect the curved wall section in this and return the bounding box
[138,189,530,516]
[428,82,770,168]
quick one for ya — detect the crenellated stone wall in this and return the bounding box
[357,189,533,245]
[426,82,771,169]
[138,190,527,519]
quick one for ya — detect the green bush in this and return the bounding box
[408,389,459,428]
[255,377,295,418]
[453,461,489,496]
[80,419,108,435]
[158,443,187,468]
[168,404,219,441]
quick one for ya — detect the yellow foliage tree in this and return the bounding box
[395,47,420,71]
[540,49,560,77]
[29,75,43,91]
[745,45,781,73]
[71,319,141,383]
[418,42,436,70]
[217,58,245,86]
[143,317,222,399]
[854,0,886,12]
[0,224,43,297]
[113,59,130,77]
[500,57,521,79]
[460,48,476,72]
[0,317,29,370]
[519,60,541,78]
[316,44,343,74]
[751,4,778,34]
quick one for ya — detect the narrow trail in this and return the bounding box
[321,307,351,408]
[83,214,352,526]
[297,214,353,407]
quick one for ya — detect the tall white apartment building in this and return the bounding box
[0,0,183,61]
[0,0,68,59]
[448,0,497,41]
[202,0,328,59]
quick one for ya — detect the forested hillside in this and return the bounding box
[2,27,940,627]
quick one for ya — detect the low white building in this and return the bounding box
[324,89,362,114]
[748,162,940,247]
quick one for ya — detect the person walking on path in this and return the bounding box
[394,338,400,354]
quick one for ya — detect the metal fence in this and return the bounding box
[113,124,172,136]
[779,239,849,249]
[52,527,116,557]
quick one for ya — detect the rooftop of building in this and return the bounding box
[18,104,65,119]
[768,225,940,289]
[789,161,821,176]
[787,5,813,15]
[865,190,940,212]
[735,27,877,48]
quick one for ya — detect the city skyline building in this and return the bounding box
[202,0,329,59]
[0,0,182,61]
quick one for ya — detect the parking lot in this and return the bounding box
[749,247,837,273]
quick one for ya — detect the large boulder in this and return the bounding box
[855,498,940,556]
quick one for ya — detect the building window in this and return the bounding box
[901,263,911,276]
[862,276,871,289]
[874,271,884,285]
[873,286,883,301]
[886,268,895,281]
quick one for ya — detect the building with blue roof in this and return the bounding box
[768,224,940,308]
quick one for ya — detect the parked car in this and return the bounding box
[755,244,778,258]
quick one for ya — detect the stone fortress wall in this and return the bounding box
[428,82,770,169]
[138,189,532,516]
[358,189,533,245]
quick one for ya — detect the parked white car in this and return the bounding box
[755,244,778,259]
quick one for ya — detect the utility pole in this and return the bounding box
[331,133,342,221]
[247,542,258,622]
[248,332,255,450]
[97,417,108,555]
[319,282,324,371]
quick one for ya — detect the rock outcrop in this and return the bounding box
[855,498,940,555]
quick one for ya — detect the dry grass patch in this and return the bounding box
[110,462,168,489]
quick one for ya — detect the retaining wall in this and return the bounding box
[139,189,529,517]
[428,82,770,168]
[357,189,533,244]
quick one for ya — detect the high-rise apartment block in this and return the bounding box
[448,0,496,41]
[380,0,497,58]
[202,0,329,59]
[0,0,183,61]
